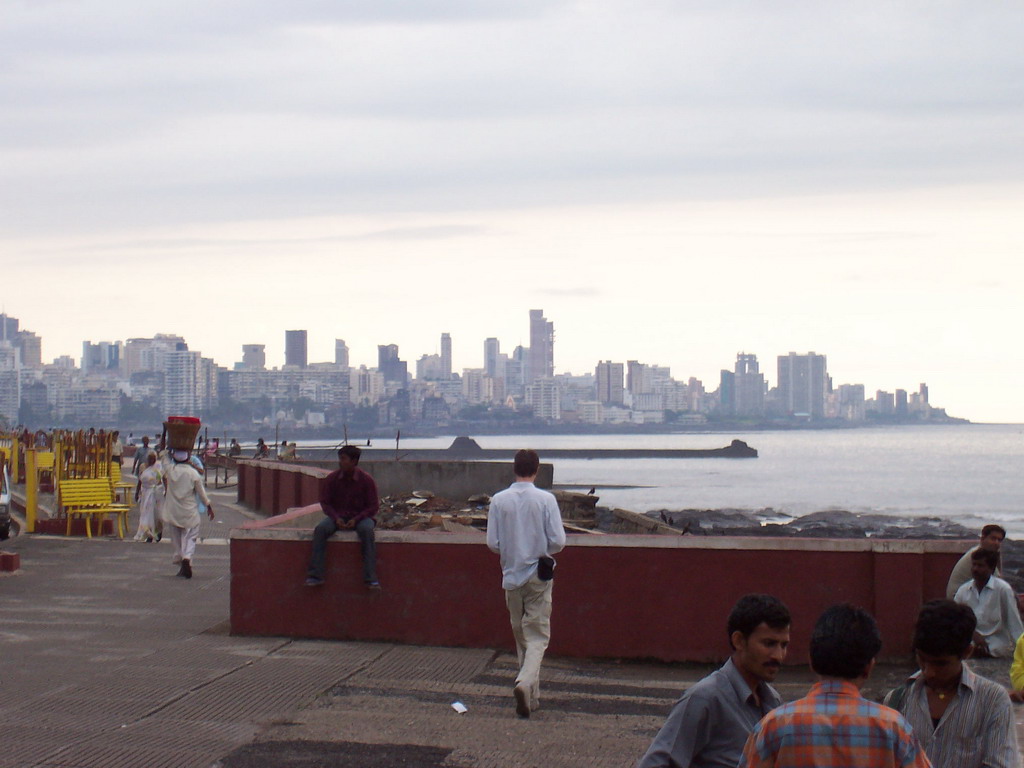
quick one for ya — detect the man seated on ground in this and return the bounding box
[636,594,791,768]
[884,600,1018,768]
[946,524,1005,599]
[739,603,930,768]
[953,547,1023,658]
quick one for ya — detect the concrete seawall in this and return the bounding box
[230,460,966,663]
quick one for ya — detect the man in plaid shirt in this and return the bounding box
[739,603,931,768]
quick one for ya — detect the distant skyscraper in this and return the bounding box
[14,330,42,368]
[776,352,828,419]
[484,337,501,379]
[733,353,765,417]
[242,344,266,370]
[527,309,554,383]
[440,333,452,380]
[81,340,121,372]
[0,313,18,341]
[335,339,349,367]
[378,344,408,384]
[595,361,625,404]
[285,330,308,368]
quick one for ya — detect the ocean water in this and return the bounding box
[302,424,1024,536]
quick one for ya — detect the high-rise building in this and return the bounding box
[484,337,501,379]
[776,352,828,419]
[440,333,452,380]
[733,353,766,417]
[14,330,42,368]
[335,339,349,367]
[285,330,308,368]
[241,344,266,370]
[525,377,560,421]
[378,344,408,384]
[0,313,18,341]
[595,361,625,404]
[0,342,20,424]
[81,341,122,373]
[527,309,554,383]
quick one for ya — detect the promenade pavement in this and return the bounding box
[3,482,1024,767]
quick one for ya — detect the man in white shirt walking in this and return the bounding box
[486,449,566,719]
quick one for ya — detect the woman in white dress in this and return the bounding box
[133,453,163,542]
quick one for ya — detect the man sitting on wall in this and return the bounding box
[953,547,1023,657]
[304,445,379,589]
[946,524,1005,599]
[636,594,791,768]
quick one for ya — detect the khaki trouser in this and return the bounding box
[504,574,553,708]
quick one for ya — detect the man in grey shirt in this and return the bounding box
[636,594,791,768]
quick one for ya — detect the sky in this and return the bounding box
[3,1,1023,423]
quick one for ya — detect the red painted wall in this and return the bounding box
[230,512,967,664]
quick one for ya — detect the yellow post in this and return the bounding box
[25,448,37,533]
[11,436,20,487]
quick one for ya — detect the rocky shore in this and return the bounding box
[371,490,1024,592]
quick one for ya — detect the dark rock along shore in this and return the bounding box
[648,507,1024,592]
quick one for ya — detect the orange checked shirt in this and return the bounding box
[739,679,932,768]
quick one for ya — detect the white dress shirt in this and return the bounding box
[486,481,566,589]
[955,574,1024,657]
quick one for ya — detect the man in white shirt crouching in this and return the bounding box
[486,449,567,719]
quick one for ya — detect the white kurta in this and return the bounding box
[955,574,1024,657]
[160,455,210,529]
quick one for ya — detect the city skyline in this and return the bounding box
[3,2,1022,422]
[0,308,959,425]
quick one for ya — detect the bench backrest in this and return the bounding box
[59,479,115,507]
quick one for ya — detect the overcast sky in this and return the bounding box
[3,1,1023,422]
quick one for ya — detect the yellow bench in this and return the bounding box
[59,479,130,539]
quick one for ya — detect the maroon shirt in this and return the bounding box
[319,466,379,524]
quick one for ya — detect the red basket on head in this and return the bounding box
[163,416,201,451]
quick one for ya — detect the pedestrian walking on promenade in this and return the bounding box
[133,452,163,542]
[486,449,566,719]
[160,449,214,579]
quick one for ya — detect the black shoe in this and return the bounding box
[513,685,531,718]
[178,560,192,579]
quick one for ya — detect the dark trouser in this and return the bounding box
[307,516,377,583]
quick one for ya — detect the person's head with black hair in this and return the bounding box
[809,604,881,683]
[971,546,999,571]
[513,449,540,479]
[727,594,792,692]
[338,444,362,473]
[909,599,977,703]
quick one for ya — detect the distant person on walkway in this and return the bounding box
[739,603,930,768]
[486,449,566,719]
[160,449,214,579]
[278,441,297,461]
[946,524,1005,599]
[253,438,269,459]
[305,445,379,588]
[884,600,1018,768]
[132,435,153,476]
[228,439,242,457]
[954,547,1023,657]
[637,594,791,768]
[110,430,124,466]
[133,453,163,543]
